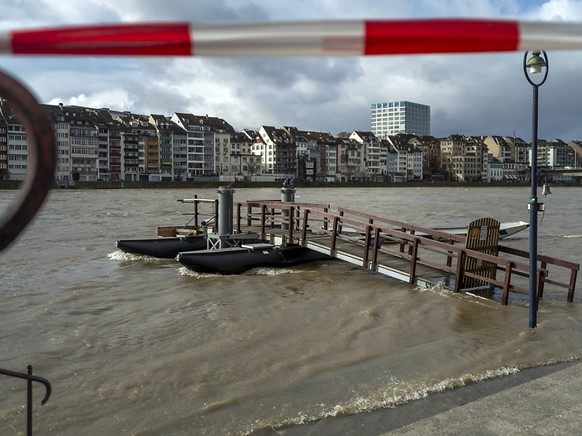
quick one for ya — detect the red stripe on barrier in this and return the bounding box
[11,23,192,55]
[364,19,520,55]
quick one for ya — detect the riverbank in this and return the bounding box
[0,179,535,190]
[274,359,582,435]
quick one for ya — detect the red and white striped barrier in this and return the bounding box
[1,19,582,56]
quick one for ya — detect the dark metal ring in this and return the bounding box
[0,68,56,251]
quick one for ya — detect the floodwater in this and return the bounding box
[1,186,581,435]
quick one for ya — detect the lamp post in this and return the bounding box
[523,50,549,328]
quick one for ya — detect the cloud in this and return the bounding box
[2,0,582,141]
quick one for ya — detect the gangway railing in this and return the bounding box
[235,200,330,236]
[235,201,578,307]
[334,206,579,304]
[177,196,219,232]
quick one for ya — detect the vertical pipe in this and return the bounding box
[281,186,295,230]
[529,84,539,328]
[217,186,234,236]
[193,195,199,228]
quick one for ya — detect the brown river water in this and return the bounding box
[1,186,581,435]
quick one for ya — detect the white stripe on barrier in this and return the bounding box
[519,21,582,50]
[0,31,10,54]
[190,21,364,56]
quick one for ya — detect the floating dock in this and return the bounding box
[226,193,577,307]
[151,187,578,306]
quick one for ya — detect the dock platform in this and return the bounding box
[181,197,579,306]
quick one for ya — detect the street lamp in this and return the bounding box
[523,50,549,328]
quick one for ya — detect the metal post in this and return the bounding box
[217,186,234,236]
[524,50,549,328]
[529,83,539,328]
[281,180,295,230]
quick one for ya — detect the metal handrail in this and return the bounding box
[0,365,52,435]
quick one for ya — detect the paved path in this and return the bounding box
[383,361,582,435]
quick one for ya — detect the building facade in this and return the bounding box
[4,100,582,186]
[0,112,7,180]
[371,100,430,138]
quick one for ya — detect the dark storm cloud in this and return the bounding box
[211,57,364,103]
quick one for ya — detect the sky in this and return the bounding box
[1,0,582,141]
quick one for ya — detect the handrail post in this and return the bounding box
[247,202,252,227]
[371,226,381,270]
[331,216,339,253]
[568,269,578,302]
[301,208,310,246]
[454,250,465,292]
[293,206,301,230]
[409,237,419,285]
[287,206,294,242]
[362,225,371,268]
[193,196,199,228]
[447,239,454,268]
[538,261,547,300]
[408,229,416,255]
[399,227,406,253]
[236,202,241,233]
[260,204,267,239]
[213,199,219,233]
[502,261,513,305]
[535,269,546,312]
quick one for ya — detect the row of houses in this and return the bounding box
[1,102,581,184]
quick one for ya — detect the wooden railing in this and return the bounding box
[177,197,219,230]
[235,200,579,306]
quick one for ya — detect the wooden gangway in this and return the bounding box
[185,198,579,307]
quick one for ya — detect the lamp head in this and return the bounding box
[527,51,548,74]
[542,182,552,196]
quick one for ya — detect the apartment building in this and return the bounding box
[371,100,430,138]
[305,131,338,182]
[0,103,29,181]
[336,133,365,182]
[171,123,188,181]
[0,111,7,180]
[385,134,424,181]
[568,140,582,167]
[5,98,582,186]
[535,139,575,168]
[149,115,174,180]
[227,130,261,179]
[414,136,441,179]
[171,113,235,178]
[282,126,334,182]
[255,126,297,179]
[171,113,210,177]
[349,131,387,181]
[440,135,487,182]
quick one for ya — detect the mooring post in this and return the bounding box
[281,181,295,230]
[217,186,234,236]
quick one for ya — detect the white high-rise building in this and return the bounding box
[371,101,430,138]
